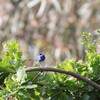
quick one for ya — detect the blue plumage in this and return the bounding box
[36,52,45,62]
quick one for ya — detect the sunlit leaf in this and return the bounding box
[16,67,27,84]
[20,84,37,89]
[60,60,74,71]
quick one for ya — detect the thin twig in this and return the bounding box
[32,72,42,82]
[26,67,100,90]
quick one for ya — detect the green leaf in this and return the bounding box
[81,94,90,100]
[0,98,4,100]
[82,32,96,52]
[60,60,74,71]
[16,67,27,84]
[20,84,37,89]
[4,75,17,91]
[16,90,31,100]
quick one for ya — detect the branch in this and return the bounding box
[25,67,100,90]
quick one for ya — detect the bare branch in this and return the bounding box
[26,67,100,90]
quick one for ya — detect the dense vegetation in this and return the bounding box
[0,32,100,100]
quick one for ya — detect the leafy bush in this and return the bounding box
[0,32,100,100]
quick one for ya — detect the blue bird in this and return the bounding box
[36,52,45,62]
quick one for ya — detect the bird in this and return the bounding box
[36,52,45,63]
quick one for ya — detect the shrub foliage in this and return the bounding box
[0,32,100,100]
